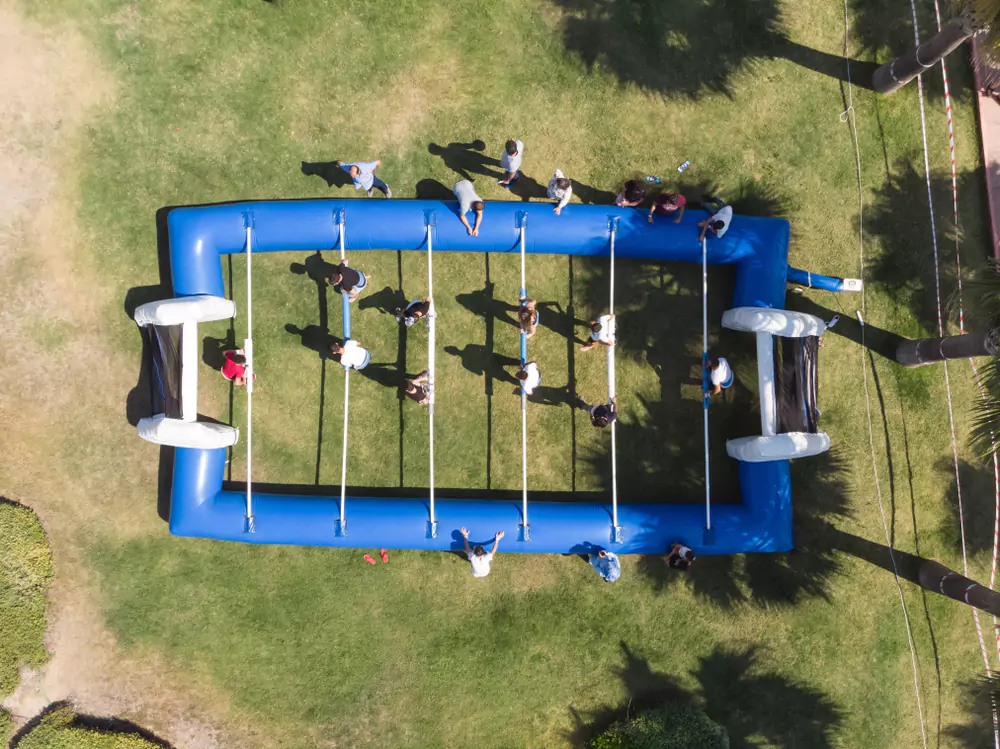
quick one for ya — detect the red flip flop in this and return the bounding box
[363,554,376,565]
[379,548,389,563]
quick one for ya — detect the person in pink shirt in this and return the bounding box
[647,192,686,224]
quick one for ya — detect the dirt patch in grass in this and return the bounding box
[0,4,248,748]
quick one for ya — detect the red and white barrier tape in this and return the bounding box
[920,7,1000,749]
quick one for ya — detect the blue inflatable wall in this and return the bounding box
[165,199,793,555]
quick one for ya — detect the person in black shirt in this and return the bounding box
[403,371,431,405]
[327,259,368,303]
[394,298,433,326]
[578,395,617,427]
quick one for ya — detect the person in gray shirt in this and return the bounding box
[453,180,484,236]
[498,139,523,189]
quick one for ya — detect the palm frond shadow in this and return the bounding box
[944,672,1000,748]
[630,450,852,609]
[565,641,843,749]
[864,160,988,336]
[552,0,880,100]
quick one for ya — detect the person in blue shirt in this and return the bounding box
[336,158,392,198]
[589,549,621,582]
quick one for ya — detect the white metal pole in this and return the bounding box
[609,229,618,537]
[702,238,711,532]
[337,213,348,534]
[427,226,436,530]
[520,222,528,536]
[245,224,255,533]
[340,369,349,528]
[520,224,526,293]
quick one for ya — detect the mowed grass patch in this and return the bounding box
[199,250,751,500]
[13,0,996,746]
[0,499,53,741]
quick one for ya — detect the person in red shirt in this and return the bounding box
[647,192,686,224]
[221,349,255,387]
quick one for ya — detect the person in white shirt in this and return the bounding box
[580,313,616,352]
[498,138,523,189]
[698,195,733,241]
[453,180,484,236]
[705,356,733,396]
[329,340,371,370]
[516,360,541,395]
[547,169,573,215]
[461,527,504,578]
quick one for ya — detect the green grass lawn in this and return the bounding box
[0,499,53,744]
[12,0,1000,746]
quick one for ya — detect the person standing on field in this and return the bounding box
[336,158,392,198]
[498,138,524,189]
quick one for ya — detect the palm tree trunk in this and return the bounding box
[895,328,1000,366]
[918,559,1000,614]
[827,526,1000,616]
[872,14,977,94]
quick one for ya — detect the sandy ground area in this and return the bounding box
[0,3,247,746]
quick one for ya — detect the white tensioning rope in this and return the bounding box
[245,221,255,533]
[910,0,993,681]
[842,3,928,746]
[427,224,437,536]
[927,2,1000,739]
[609,227,619,540]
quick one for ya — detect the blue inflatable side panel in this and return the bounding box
[163,199,796,555]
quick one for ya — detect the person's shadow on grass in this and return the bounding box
[536,301,589,344]
[290,252,338,283]
[571,179,618,205]
[415,179,455,200]
[428,140,504,181]
[301,161,353,189]
[445,344,520,384]
[358,285,409,316]
[506,172,549,202]
[356,362,405,390]
[285,324,341,358]
[202,334,236,369]
[529,384,577,408]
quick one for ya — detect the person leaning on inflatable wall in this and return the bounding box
[461,527,504,577]
[453,179,484,236]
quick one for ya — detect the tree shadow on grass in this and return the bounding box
[944,675,1000,748]
[937,456,999,558]
[864,160,989,335]
[629,450,851,609]
[566,641,843,749]
[575,254,756,504]
[552,0,877,100]
[10,701,176,749]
